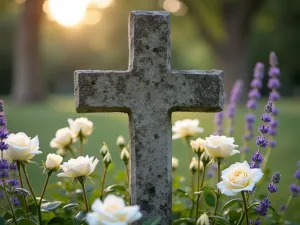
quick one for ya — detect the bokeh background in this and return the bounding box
[0,0,300,221]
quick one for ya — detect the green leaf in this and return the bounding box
[41,201,62,212]
[74,211,86,225]
[47,217,65,225]
[104,184,127,192]
[17,219,37,225]
[142,217,162,225]
[62,203,81,210]
[227,210,241,223]
[247,201,260,210]
[0,217,3,225]
[204,191,216,207]
[174,188,189,197]
[208,215,231,225]
[173,218,194,224]
[14,188,30,196]
[41,212,55,221]
[221,198,243,212]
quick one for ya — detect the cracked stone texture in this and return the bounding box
[74,11,224,224]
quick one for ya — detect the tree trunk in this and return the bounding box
[12,0,45,103]
[217,45,250,101]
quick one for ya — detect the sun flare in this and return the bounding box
[44,0,113,27]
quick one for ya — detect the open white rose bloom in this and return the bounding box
[86,195,142,225]
[205,135,239,158]
[5,132,41,161]
[172,119,204,140]
[217,161,264,196]
[57,155,99,178]
[50,127,73,150]
[68,117,93,137]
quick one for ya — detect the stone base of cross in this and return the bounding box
[74,11,223,224]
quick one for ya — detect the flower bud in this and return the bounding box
[103,152,112,168]
[45,153,63,171]
[172,157,179,171]
[100,142,109,157]
[120,148,129,163]
[116,136,126,149]
[190,138,206,155]
[197,213,210,225]
[189,157,203,173]
[200,151,211,166]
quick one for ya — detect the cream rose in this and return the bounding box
[86,195,142,225]
[57,155,99,178]
[172,119,204,140]
[172,157,179,170]
[205,135,239,158]
[5,132,41,161]
[189,157,203,172]
[45,153,63,170]
[197,213,210,225]
[50,127,73,150]
[217,161,263,196]
[68,118,93,137]
[190,138,206,154]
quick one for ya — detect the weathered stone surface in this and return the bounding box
[74,11,224,224]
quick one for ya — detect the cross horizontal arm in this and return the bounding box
[167,70,224,112]
[74,70,131,113]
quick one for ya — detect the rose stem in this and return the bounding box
[195,164,206,223]
[241,191,250,225]
[213,158,221,225]
[100,167,107,200]
[79,178,89,212]
[39,170,53,208]
[16,162,30,218]
[21,163,42,225]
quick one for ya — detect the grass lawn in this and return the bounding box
[2,95,300,221]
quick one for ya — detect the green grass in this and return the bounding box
[2,95,300,220]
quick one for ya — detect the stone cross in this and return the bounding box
[74,11,223,224]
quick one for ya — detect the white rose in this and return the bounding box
[86,195,142,225]
[197,213,210,225]
[50,127,73,150]
[189,157,203,172]
[57,155,99,178]
[172,119,204,140]
[172,157,179,170]
[217,161,263,196]
[45,153,63,170]
[68,118,93,137]
[5,132,41,161]
[103,152,112,167]
[205,135,239,158]
[116,136,126,148]
[190,138,206,154]
[120,148,129,161]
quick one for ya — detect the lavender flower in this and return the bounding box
[241,63,264,156]
[289,184,300,197]
[0,100,8,155]
[249,102,273,169]
[272,172,281,184]
[256,198,271,216]
[214,112,224,135]
[267,52,280,157]
[295,170,300,180]
[225,80,243,136]
[268,183,277,193]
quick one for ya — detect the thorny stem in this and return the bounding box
[79,178,89,212]
[100,167,107,200]
[39,170,53,208]
[16,162,29,218]
[21,163,42,225]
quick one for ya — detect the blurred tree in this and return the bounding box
[181,0,266,96]
[12,0,45,103]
